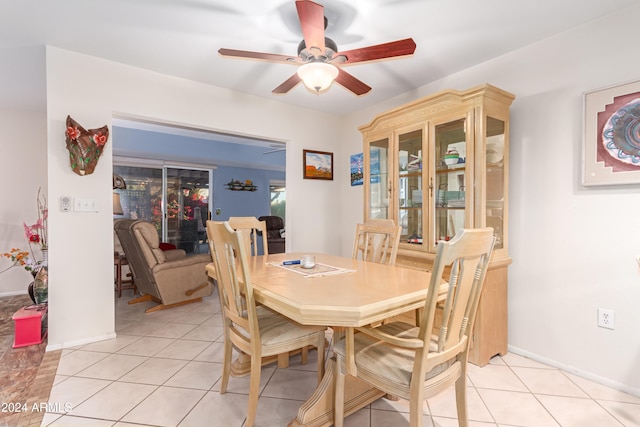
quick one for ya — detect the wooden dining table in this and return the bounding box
[206,252,437,427]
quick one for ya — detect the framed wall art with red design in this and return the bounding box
[583,79,640,186]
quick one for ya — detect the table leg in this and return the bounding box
[288,357,384,427]
[114,257,123,297]
[230,350,300,377]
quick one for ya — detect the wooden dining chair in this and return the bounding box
[353,219,405,324]
[334,228,496,427]
[208,221,326,427]
[228,216,304,366]
[228,216,269,256]
[352,219,402,265]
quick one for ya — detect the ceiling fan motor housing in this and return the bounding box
[297,37,338,60]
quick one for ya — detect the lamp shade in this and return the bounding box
[113,174,126,190]
[113,193,124,215]
[297,62,339,93]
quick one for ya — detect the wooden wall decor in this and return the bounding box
[64,115,109,176]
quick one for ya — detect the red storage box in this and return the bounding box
[12,306,47,348]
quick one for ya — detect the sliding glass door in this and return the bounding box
[165,167,210,253]
[114,164,212,254]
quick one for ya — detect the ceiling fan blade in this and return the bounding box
[263,148,286,154]
[334,68,371,96]
[335,38,417,65]
[218,48,297,65]
[296,0,326,54]
[272,73,302,94]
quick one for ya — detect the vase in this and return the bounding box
[33,249,48,305]
[27,271,37,304]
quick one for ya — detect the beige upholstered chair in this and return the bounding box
[228,216,269,256]
[334,228,496,427]
[207,221,326,427]
[352,219,401,265]
[114,219,213,313]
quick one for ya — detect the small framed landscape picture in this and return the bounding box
[303,149,333,180]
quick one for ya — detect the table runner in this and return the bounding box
[268,262,355,278]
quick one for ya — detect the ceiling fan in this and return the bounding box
[218,0,416,96]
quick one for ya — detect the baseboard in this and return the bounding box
[508,344,640,397]
[0,290,29,298]
[46,332,117,352]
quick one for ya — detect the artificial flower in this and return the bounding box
[66,126,81,140]
[92,132,107,147]
[1,187,48,275]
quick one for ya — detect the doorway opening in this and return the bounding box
[111,116,287,255]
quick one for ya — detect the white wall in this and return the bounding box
[0,109,47,295]
[338,4,640,394]
[45,46,343,349]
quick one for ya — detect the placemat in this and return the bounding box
[269,262,355,278]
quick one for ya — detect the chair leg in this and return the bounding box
[316,340,325,384]
[220,336,233,394]
[277,352,290,368]
[301,346,309,365]
[334,358,345,427]
[245,354,262,427]
[407,382,426,427]
[455,368,469,427]
[414,307,422,326]
[128,294,153,305]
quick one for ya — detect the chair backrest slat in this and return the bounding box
[352,219,401,265]
[228,216,269,257]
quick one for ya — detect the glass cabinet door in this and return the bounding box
[434,118,467,247]
[398,129,424,245]
[485,117,506,249]
[367,138,390,220]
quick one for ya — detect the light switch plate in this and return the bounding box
[74,198,98,212]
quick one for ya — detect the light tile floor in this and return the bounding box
[41,291,640,427]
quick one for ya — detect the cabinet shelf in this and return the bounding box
[436,164,466,174]
[436,206,465,210]
[399,170,422,177]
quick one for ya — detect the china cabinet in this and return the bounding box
[359,84,515,365]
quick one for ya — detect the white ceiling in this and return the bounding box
[1,0,637,116]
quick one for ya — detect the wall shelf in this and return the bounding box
[226,180,257,192]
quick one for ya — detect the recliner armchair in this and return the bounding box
[258,215,285,254]
[114,219,213,313]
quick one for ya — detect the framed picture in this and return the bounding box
[583,79,640,186]
[303,149,333,180]
[350,153,363,186]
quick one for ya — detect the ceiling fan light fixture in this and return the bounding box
[297,62,338,94]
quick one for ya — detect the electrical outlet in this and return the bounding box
[597,308,615,330]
